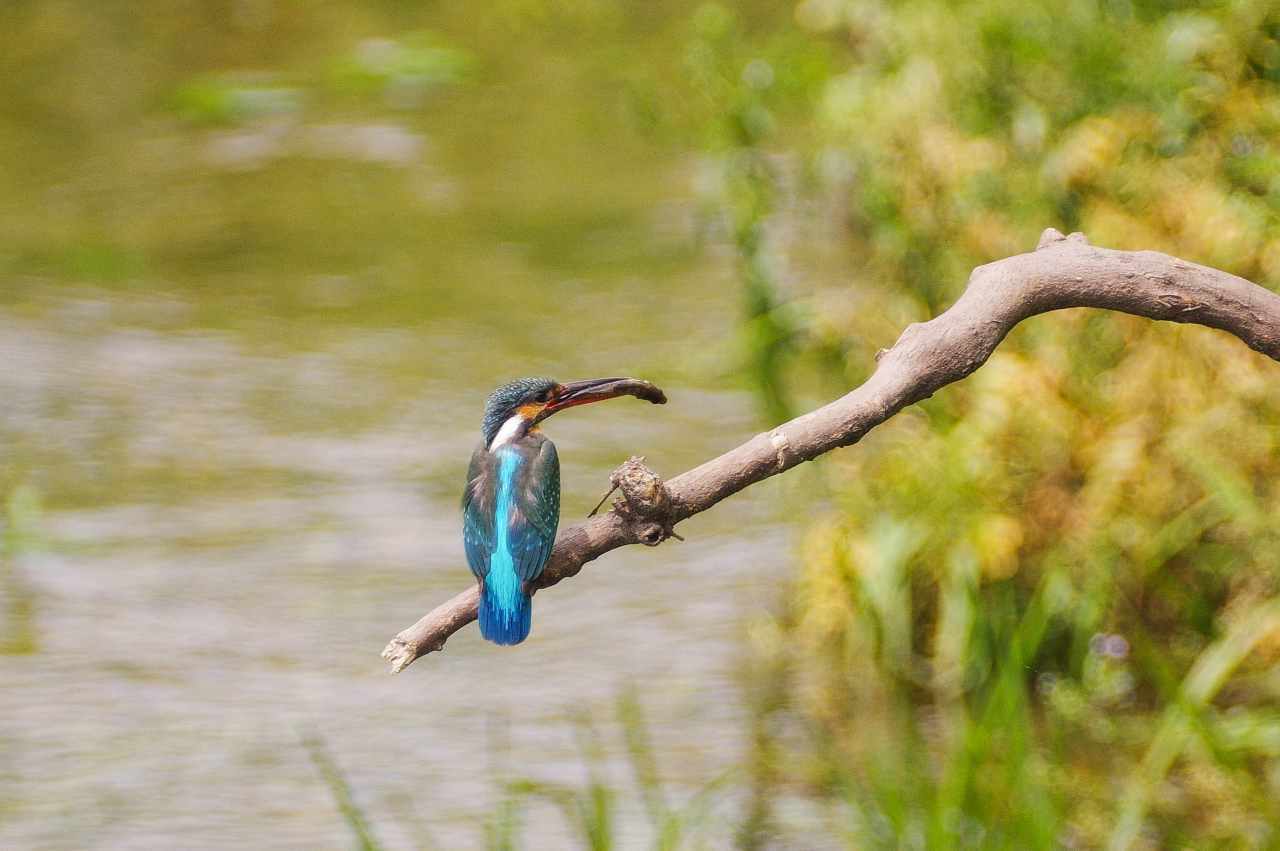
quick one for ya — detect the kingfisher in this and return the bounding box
[463,376,667,645]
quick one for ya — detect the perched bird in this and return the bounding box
[463,376,667,645]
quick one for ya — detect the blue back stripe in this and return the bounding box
[488,450,524,618]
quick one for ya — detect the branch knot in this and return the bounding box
[596,456,680,546]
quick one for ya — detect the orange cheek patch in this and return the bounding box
[518,402,545,419]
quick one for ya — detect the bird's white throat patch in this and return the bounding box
[489,414,528,450]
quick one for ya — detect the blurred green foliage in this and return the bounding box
[303,732,386,851]
[327,32,473,107]
[169,77,304,126]
[0,486,42,657]
[687,0,1280,847]
[482,692,732,851]
[167,31,470,126]
[683,4,839,422]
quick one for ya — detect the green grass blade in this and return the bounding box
[301,733,385,851]
[1108,597,1280,851]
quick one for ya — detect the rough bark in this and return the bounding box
[382,229,1280,673]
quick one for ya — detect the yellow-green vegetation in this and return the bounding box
[0,486,42,657]
[714,0,1280,846]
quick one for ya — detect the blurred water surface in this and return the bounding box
[0,3,797,847]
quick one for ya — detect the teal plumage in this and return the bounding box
[461,376,667,646]
[463,434,559,644]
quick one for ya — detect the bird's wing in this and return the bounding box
[507,437,560,586]
[462,444,496,581]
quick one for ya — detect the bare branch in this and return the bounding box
[383,229,1280,672]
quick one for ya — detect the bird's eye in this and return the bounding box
[539,388,554,402]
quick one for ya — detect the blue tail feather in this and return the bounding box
[479,585,532,645]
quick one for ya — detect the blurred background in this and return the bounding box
[2,0,1279,848]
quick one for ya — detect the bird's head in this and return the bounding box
[481,376,667,449]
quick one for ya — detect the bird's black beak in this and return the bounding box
[538,377,667,421]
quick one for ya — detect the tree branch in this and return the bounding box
[382,228,1280,673]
